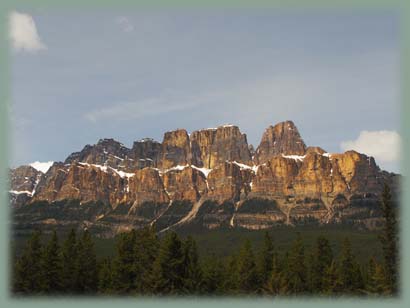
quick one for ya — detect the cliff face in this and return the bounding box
[159,129,192,169]
[255,121,307,164]
[10,121,400,236]
[130,139,162,169]
[191,125,251,168]
[32,162,128,206]
[65,139,130,168]
[10,165,41,194]
[162,166,207,203]
[9,165,42,208]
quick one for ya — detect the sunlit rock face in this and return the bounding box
[191,125,252,169]
[10,121,400,236]
[158,129,192,169]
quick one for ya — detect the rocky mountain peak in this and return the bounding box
[130,138,162,169]
[10,121,400,235]
[64,138,131,175]
[10,165,41,194]
[191,124,251,169]
[97,138,124,147]
[159,129,192,169]
[254,120,307,164]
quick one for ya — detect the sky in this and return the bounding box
[9,9,401,172]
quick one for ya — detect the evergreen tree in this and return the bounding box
[276,251,291,295]
[285,233,307,294]
[12,224,395,297]
[236,239,258,294]
[322,260,341,295]
[13,231,45,294]
[366,257,387,295]
[182,236,203,293]
[202,255,226,295]
[98,258,113,294]
[310,236,333,293]
[61,229,78,293]
[111,230,137,294]
[149,232,185,295]
[133,227,159,293]
[75,230,98,294]
[265,251,284,295]
[353,262,365,293]
[224,254,239,294]
[256,232,274,288]
[306,251,315,293]
[379,184,398,294]
[338,238,363,294]
[42,231,63,293]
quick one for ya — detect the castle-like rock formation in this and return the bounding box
[10,121,400,236]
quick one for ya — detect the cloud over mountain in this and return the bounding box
[340,130,401,163]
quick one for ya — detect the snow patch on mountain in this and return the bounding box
[77,162,135,178]
[9,190,32,195]
[281,154,306,162]
[191,165,212,178]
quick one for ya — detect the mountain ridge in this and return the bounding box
[10,121,400,237]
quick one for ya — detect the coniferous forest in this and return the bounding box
[12,185,399,297]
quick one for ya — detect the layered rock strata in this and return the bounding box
[10,121,400,236]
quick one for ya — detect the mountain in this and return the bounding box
[10,121,400,237]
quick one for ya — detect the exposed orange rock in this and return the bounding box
[158,129,191,169]
[162,166,207,202]
[128,168,169,205]
[191,125,251,169]
[207,162,252,202]
[10,121,400,235]
[255,121,306,164]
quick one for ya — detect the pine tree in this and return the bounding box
[224,254,239,294]
[366,257,387,295]
[43,231,63,293]
[276,251,291,295]
[365,257,376,287]
[286,233,307,294]
[202,255,226,295]
[61,229,78,293]
[322,260,341,295]
[149,232,185,295]
[111,230,137,294]
[306,251,315,293]
[182,236,203,293]
[265,251,284,295]
[13,231,45,294]
[257,232,274,288]
[236,239,258,294]
[75,230,98,294]
[338,238,363,294]
[310,236,333,293]
[133,227,159,293]
[379,184,398,294]
[98,258,113,294]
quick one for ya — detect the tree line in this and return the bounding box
[12,185,398,297]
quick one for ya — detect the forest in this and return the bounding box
[11,186,398,297]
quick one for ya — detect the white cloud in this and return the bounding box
[116,16,134,32]
[9,10,47,52]
[340,130,401,163]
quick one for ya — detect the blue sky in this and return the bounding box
[9,9,401,172]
